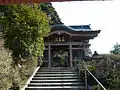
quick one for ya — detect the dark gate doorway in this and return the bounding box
[51,46,69,67]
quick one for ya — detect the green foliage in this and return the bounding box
[20,56,37,88]
[0,4,50,89]
[86,65,96,71]
[0,4,50,63]
[88,54,120,89]
[92,85,99,90]
[52,51,68,67]
[0,47,37,90]
[39,3,62,25]
[103,54,120,89]
[0,47,20,90]
[110,43,120,54]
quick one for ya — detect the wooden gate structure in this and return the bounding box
[43,24,100,67]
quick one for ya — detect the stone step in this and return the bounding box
[39,67,76,70]
[25,67,85,90]
[38,70,76,72]
[28,82,84,87]
[34,74,79,77]
[30,79,83,83]
[25,86,86,90]
[32,76,81,80]
[38,67,76,72]
[36,72,78,74]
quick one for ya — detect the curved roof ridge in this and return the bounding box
[51,24,74,31]
[51,24,91,31]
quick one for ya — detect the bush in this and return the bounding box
[87,54,120,89]
[0,47,37,90]
[0,47,17,90]
[0,4,50,64]
[20,56,37,88]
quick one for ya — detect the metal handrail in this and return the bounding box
[76,58,106,90]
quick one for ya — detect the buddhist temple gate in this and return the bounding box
[43,24,100,67]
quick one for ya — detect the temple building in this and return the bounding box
[43,24,100,67]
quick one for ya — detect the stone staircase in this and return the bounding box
[25,67,85,90]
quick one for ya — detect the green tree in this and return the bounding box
[0,4,50,64]
[110,43,120,54]
[39,3,63,25]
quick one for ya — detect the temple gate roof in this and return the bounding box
[46,24,101,40]
[51,24,91,31]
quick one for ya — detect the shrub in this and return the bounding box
[0,47,37,90]
[87,54,120,89]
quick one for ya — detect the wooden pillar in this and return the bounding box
[48,43,51,67]
[69,43,73,67]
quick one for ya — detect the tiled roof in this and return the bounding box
[51,24,91,31]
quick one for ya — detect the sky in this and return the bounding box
[52,0,120,54]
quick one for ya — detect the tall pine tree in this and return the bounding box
[39,3,63,25]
